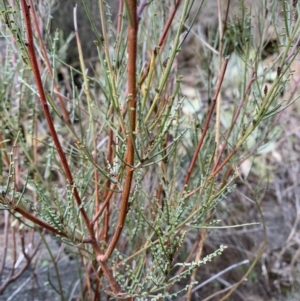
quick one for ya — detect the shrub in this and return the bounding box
[0,0,299,300]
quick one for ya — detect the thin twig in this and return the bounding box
[183,56,230,187]
[212,70,256,171]
[185,228,209,301]
[91,183,119,225]
[0,211,9,275]
[180,259,249,301]
[284,34,300,64]
[138,0,182,87]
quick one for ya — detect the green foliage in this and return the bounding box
[0,0,299,300]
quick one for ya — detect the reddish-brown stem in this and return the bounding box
[20,1,121,294]
[183,57,229,187]
[221,0,231,40]
[102,155,113,242]
[210,147,237,179]
[102,177,111,243]
[156,133,169,208]
[117,0,124,36]
[91,183,118,225]
[14,143,20,191]
[138,0,181,87]
[76,255,96,300]
[0,211,9,275]
[20,0,91,236]
[93,138,100,238]
[14,205,69,238]
[212,71,255,171]
[158,0,182,47]
[28,0,70,122]
[98,0,137,262]
[3,195,92,243]
[10,139,69,237]
[19,228,30,261]
[284,33,300,64]
[0,219,40,294]
[186,218,210,301]
[12,223,16,270]
[137,0,149,22]
[93,276,100,301]
[0,251,37,294]
[0,132,9,168]
[101,108,115,242]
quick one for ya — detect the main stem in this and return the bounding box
[98,0,137,262]
[20,0,120,294]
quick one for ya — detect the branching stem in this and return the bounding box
[98,0,138,262]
